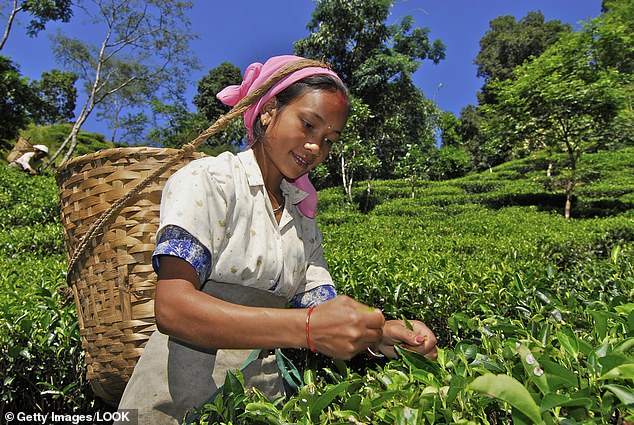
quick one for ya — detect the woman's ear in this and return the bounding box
[260,97,277,126]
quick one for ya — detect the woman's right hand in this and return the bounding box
[307,295,385,359]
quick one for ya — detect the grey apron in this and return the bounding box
[115,282,288,425]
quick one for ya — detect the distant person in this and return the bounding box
[7,144,49,174]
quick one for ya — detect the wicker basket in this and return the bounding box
[56,147,205,404]
[54,59,332,406]
[7,137,33,162]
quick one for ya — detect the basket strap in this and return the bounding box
[66,59,331,282]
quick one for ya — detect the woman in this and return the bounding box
[116,55,437,424]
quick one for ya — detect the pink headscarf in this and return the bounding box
[216,55,344,219]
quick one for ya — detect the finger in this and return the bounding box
[402,333,437,356]
[368,308,386,328]
[379,345,398,359]
[425,346,438,360]
[411,322,437,346]
[386,321,420,346]
[357,307,385,329]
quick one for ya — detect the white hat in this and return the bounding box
[33,145,49,155]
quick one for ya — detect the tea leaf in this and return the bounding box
[539,358,578,390]
[309,381,351,420]
[395,344,441,375]
[468,373,541,423]
[401,314,414,331]
[395,406,419,425]
[469,373,542,424]
[517,344,550,395]
[541,393,592,412]
[588,310,610,341]
[556,330,580,359]
[598,363,634,381]
[613,337,634,354]
[603,384,634,407]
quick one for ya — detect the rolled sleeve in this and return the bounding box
[290,284,337,308]
[152,225,212,285]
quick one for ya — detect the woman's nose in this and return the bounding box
[304,140,322,156]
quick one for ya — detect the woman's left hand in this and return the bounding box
[371,319,438,360]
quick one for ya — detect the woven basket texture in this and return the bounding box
[56,146,205,405]
[7,137,34,162]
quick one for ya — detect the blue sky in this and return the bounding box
[3,0,603,137]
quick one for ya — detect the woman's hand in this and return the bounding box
[371,319,438,360]
[307,295,385,360]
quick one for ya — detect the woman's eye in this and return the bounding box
[302,120,313,129]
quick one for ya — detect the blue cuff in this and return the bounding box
[290,285,337,308]
[152,225,212,285]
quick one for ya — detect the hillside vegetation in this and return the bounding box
[0,124,115,168]
[0,147,632,423]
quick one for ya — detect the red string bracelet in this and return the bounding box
[305,306,317,352]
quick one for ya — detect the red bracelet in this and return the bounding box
[305,306,317,352]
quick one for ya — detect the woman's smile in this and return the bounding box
[291,151,315,170]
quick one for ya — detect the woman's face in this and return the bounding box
[259,89,348,181]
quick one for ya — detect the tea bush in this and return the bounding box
[1,146,632,423]
[0,167,109,415]
[190,148,633,424]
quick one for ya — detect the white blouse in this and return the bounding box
[156,149,334,301]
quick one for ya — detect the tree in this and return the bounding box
[0,55,35,148]
[394,142,428,198]
[193,62,246,149]
[438,111,461,147]
[475,11,571,105]
[30,68,77,124]
[484,25,625,219]
[45,0,198,166]
[295,0,445,180]
[372,78,439,177]
[427,145,472,181]
[94,76,153,144]
[0,0,73,51]
[591,0,634,149]
[194,62,242,122]
[324,97,379,204]
[113,111,148,146]
[145,99,203,148]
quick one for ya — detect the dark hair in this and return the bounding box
[252,74,350,142]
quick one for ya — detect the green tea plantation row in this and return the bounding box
[0,147,632,424]
[191,148,633,424]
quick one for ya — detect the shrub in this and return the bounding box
[2,147,632,422]
[0,166,109,414]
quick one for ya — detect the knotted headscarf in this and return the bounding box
[216,55,345,218]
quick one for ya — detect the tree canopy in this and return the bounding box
[457,4,632,173]
[30,68,76,125]
[475,11,571,104]
[192,62,245,150]
[46,0,199,165]
[480,2,631,218]
[295,0,445,182]
[0,0,73,51]
[0,55,33,147]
